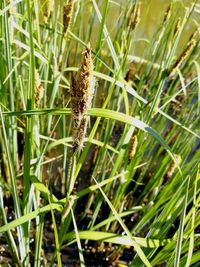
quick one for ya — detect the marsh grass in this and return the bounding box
[0,0,200,266]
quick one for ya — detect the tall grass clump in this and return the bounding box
[0,0,200,266]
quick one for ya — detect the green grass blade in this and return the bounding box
[49,196,62,267]
[64,230,172,248]
[185,168,199,267]
[174,176,190,267]
[70,207,85,267]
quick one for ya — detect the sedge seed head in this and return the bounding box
[163,3,172,23]
[165,154,182,179]
[128,2,141,31]
[173,18,181,37]
[129,135,138,161]
[43,0,54,23]
[71,45,95,153]
[169,38,196,80]
[63,0,74,35]
[35,70,44,108]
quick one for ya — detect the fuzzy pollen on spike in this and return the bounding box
[70,45,95,153]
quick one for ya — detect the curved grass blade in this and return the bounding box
[2,107,180,169]
[64,67,200,139]
[46,136,119,154]
[64,230,171,249]
[88,108,180,170]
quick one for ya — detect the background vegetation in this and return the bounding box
[0,0,200,266]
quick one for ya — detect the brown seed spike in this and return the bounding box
[63,0,74,35]
[128,2,141,31]
[43,0,54,23]
[129,135,138,162]
[35,70,44,108]
[169,38,196,80]
[173,18,181,37]
[71,45,95,153]
[164,154,182,183]
[163,3,172,24]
